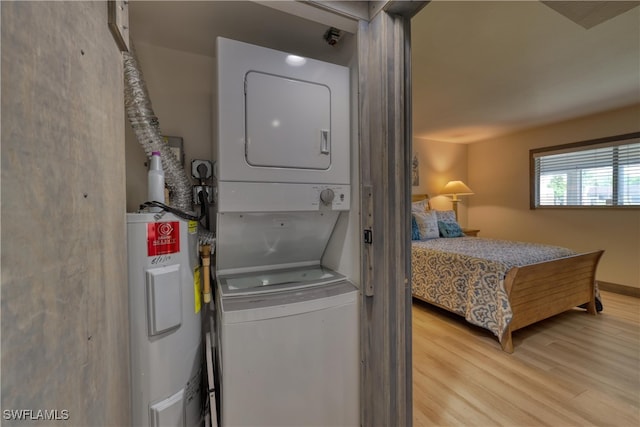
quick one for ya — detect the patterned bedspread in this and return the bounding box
[411,237,576,342]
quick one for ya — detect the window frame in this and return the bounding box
[529,132,640,210]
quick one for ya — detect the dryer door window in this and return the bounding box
[245,71,331,170]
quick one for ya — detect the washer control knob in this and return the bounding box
[320,188,335,205]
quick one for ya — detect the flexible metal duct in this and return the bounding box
[124,45,215,246]
[123,45,192,211]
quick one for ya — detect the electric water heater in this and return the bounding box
[127,213,202,426]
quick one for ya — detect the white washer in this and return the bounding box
[215,266,359,427]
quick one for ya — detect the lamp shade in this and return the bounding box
[440,180,474,196]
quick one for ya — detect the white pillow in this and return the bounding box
[413,210,439,239]
[411,199,429,213]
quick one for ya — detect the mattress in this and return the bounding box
[411,237,575,341]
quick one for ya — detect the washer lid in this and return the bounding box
[218,265,345,297]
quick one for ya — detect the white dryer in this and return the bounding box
[216,37,350,186]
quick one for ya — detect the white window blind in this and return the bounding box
[531,133,640,208]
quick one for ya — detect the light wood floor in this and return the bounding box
[412,291,640,426]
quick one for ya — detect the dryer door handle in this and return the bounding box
[320,130,330,155]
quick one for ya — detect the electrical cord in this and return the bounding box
[140,201,200,222]
[139,200,215,245]
[197,189,211,230]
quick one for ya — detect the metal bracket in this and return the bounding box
[363,228,373,244]
[153,210,166,222]
[107,0,130,52]
[363,185,374,297]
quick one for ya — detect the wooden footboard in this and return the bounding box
[500,250,604,353]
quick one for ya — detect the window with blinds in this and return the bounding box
[530,132,640,208]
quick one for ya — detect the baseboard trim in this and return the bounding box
[598,281,640,298]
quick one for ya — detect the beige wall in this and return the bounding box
[412,138,471,226]
[125,42,215,213]
[468,104,640,288]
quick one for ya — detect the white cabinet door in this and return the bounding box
[245,71,331,170]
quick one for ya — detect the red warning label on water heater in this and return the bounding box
[147,221,180,256]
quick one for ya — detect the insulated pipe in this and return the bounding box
[200,244,212,304]
[123,45,192,211]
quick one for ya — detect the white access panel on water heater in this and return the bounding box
[216,37,350,185]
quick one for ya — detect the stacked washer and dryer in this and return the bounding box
[213,38,359,426]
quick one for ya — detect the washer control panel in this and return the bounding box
[313,185,349,210]
[217,182,351,212]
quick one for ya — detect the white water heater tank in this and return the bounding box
[127,213,202,426]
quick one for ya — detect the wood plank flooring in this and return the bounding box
[412,291,640,426]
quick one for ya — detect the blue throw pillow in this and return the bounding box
[411,216,421,240]
[438,220,465,238]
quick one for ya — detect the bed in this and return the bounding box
[410,194,604,353]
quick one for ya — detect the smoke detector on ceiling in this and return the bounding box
[324,27,342,46]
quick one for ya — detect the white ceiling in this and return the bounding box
[128,1,356,65]
[412,1,640,143]
[129,1,640,145]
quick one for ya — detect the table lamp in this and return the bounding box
[440,180,474,220]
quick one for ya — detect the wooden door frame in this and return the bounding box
[357,2,427,426]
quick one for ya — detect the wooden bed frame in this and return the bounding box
[411,194,604,353]
[498,250,603,352]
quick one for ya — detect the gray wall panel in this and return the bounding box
[1,1,129,424]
